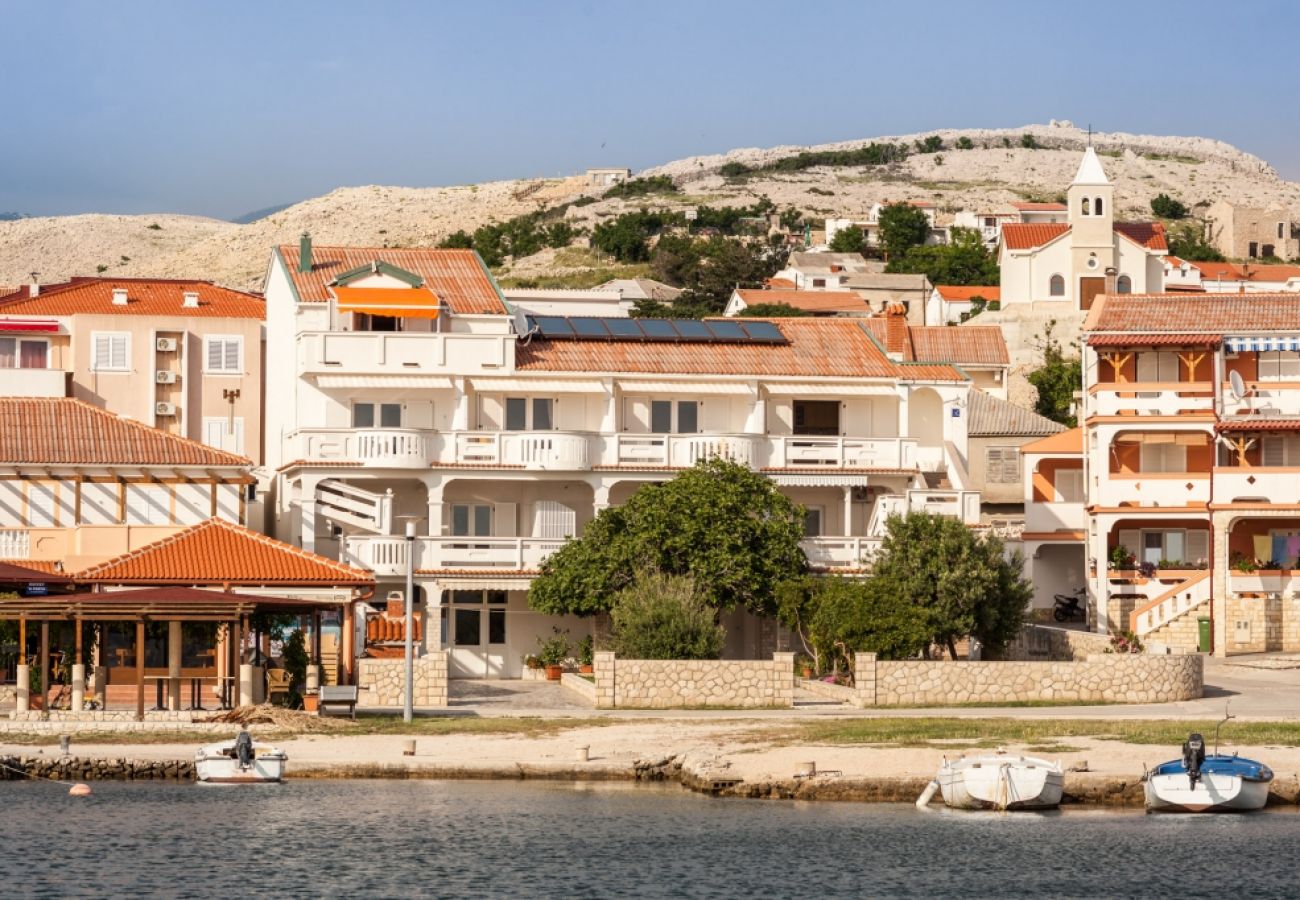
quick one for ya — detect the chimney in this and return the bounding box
[182,291,200,309]
[112,288,128,306]
[884,301,909,359]
[298,232,313,273]
[1104,266,1118,295]
[28,271,39,297]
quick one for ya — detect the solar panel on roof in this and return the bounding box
[705,320,748,341]
[605,318,643,338]
[570,317,612,338]
[739,321,786,343]
[533,316,575,337]
[672,319,711,339]
[638,319,679,340]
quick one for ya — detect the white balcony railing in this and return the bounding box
[1024,502,1086,535]
[455,432,592,470]
[0,529,32,559]
[1094,474,1210,508]
[0,368,67,398]
[1090,382,1214,417]
[1228,571,1296,594]
[906,489,982,524]
[801,536,881,569]
[768,436,917,469]
[295,428,438,468]
[1222,382,1300,417]
[342,535,566,577]
[1214,467,1299,504]
[296,330,508,376]
[614,434,759,468]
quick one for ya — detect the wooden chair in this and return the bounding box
[266,668,292,706]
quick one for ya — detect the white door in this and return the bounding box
[446,589,509,678]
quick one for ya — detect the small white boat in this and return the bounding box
[1144,713,1272,813]
[930,750,1064,811]
[195,732,288,784]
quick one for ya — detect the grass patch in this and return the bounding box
[496,263,652,290]
[787,718,1300,749]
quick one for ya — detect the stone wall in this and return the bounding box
[593,651,795,709]
[356,652,448,708]
[851,652,1202,707]
[1226,594,1300,654]
[1004,625,1113,661]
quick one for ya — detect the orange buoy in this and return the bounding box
[68,783,92,797]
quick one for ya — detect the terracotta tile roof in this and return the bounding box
[0,278,263,318]
[1164,256,1186,268]
[1215,418,1300,432]
[0,559,70,581]
[1113,221,1168,252]
[0,398,249,466]
[1196,262,1300,283]
[1085,332,1220,347]
[1001,223,1071,250]
[1020,426,1084,455]
[735,289,869,313]
[277,245,506,315]
[967,389,1064,437]
[908,326,1009,366]
[415,569,539,577]
[77,518,373,585]
[934,285,1000,302]
[1011,202,1068,211]
[1084,293,1300,333]
[765,277,797,289]
[516,318,966,381]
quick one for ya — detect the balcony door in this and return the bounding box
[793,400,839,436]
[445,589,508,678]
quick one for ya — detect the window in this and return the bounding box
[1081,197,1091,216]
[1117,528,1208,568]
[1280,223,1286,240]
[203,336,243,373]
[126,485,171,525]
[451,504,492,537]
[352,402,401,428]
[1258,351,1300,381]
[1262,244,1275,258]
[793,399,839,436]
[1049,274,1065,296]
[1116,275,1132,294]
[91,332,129,371]
[1261,435,1300,467]
[1249,242,1258,259]
[0,338,49,369]
[504,397,553,431]
[1094,197,1104,216]
[203,417,245,454]
[1135,351,1180,384]
[28,482,56,527]
[986,446,1021,484]
[812,278,826,288]
[803,508,823,537]
[1140,442,1187,473]
[984,217,997,228]
[1055,467,1084,502]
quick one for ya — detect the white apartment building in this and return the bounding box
[264,238,985,677]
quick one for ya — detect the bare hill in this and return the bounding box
[2,121,1297,292]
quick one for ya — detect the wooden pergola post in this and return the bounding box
[38,622,49,710]
[75,617,83,667]
[341,601,355,685]
[135,619,145,722]
[311,610,322,665]
[167,621,182,711]
[231,616,242,708]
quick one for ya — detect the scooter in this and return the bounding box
[1053,587,1086,622]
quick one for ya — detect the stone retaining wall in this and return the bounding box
[1004,625,1113,661]
[0,755,194,781]
[594,652,795,709]
[559,672,597,704]
[851,652,1203,707]
[356,652,448,708]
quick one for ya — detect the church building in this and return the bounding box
[997,148,1168,309]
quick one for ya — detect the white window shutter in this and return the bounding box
[232,419,244,454]
[624,397,649,431]
[224,339,240,372]
[1186,530,1209,564]
[112,335,126,369]
[28,482,56,527]
[1262,436,1285,467]
[1135,353,1157,382]
[532,501,575,539]
[493,502,517,537]
[204,419,224,449]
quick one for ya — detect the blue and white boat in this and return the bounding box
[1144,713,1272,813]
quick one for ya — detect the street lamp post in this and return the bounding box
[404,520,415,723]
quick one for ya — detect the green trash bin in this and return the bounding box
[1197,617,1211,653]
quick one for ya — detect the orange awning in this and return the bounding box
[333,286,440,319]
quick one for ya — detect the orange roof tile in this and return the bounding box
[1020,427,1084,455]
[1084,293,1300,333]
[0,398,249,467]
[77,518,373,585]
[1002,223,1071,250]
[908,326,1009,366]
[1194,262,1300,283]
[0,559,70,580]
[277,245,506,315]
[765,277,797,289]
[0,278,263,318]
[1113,221,1168,252]
[1011,202,1068,211]
[515,318,966,381]
[735,289,869,313]
[934,285,1000,302]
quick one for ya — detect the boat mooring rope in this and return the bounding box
[0,758,92,794]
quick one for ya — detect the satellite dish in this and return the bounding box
[511,307,534,339]
[1229,369,1247,401]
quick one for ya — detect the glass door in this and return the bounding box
[447,590,509,678]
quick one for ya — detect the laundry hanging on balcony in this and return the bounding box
[1224,336,1300,353]
[332,286,441,319]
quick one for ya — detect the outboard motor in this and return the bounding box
[1183,733,1206,789]
[234,729,254,769]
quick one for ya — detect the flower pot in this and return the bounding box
[801,668,814,679]
[302,693,320,713]
[545,665,563,681]
[579,664,594,675]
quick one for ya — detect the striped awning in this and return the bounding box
[333,286,441,319]
[1224,336,1300,353]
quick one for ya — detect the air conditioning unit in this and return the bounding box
[155,402,177,416]
[155,370,178,384]
[156,337,177,352]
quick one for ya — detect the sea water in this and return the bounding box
[1,779,1294,898]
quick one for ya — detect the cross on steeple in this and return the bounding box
[1087,123,1093,147]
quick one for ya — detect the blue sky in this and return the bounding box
[3,0,1297,220]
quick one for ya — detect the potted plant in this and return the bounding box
[302,691,320,713]
[524,653,542,671]
[576,635,594,675]
[536,629,570,681]
[796,655,815,680]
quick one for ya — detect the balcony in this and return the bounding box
[295,428,439,468]
[767,436,917,469]
[342,535,566,577]
[1221,381,1300,417]
[801,536,881,569]
[1214,467,1299,504]
[1090,382,1214,417]
[1024,502,1086,535]
[296,330,507,377]
[455,431,592,470]
[0,368,67,398]
[614,434,759,468]
[1094,473,1210,508]
[1228,570,1297,594]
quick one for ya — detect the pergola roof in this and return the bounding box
[0,586,343,621]
[0,560,72,584]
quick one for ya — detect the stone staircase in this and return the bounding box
[316,479,393,534]
[1129,571,1211,641]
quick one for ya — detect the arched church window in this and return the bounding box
[1117,275,1132,294]
[1081,197,1091,216]
[1095,197,1104,216]
[1049,274,1065,296]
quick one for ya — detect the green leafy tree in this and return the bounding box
[955,136,975,150]
[438,230,474,250]
[1020,133,1040,149]
[778,576,930,673]
[1027,321,1082,426]
[877,203,931,259]
[915,135,944,153]
[828,225,866,254]
[608,573,725,660]
[602,175,678,199]
[1150,194,1188,219]
[738,302,811,318]
[871,512,1031,659]
[719,161,752,178]
[645,233,788,318]
[1166,222,1224,261]
[528,458,807,617]
[886,226,999,285]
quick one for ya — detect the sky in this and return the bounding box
[3,0,1299,221]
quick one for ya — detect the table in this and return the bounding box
[142,675,170,711]
[207,675,237,710]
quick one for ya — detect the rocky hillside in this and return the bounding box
[2,121,1297,292]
